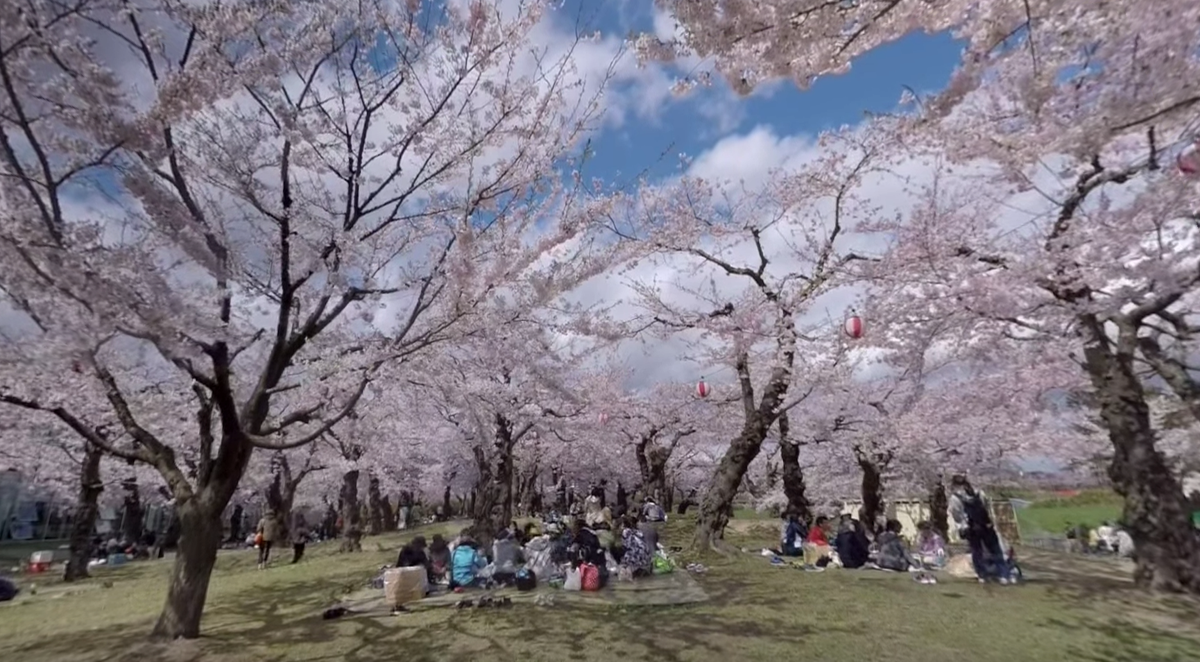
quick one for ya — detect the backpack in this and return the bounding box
[515,568,537,592]
[580,563,601,591]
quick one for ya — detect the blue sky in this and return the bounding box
[571,1,966,182]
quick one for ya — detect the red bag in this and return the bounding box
[580,563,601,591]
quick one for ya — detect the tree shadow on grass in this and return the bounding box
[1014,549,1200,662]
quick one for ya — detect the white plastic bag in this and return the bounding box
[563,566,582,591]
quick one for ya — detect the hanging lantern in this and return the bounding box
[597,412,609,424]
[843,310,864,339]
[696,378,710,398]
[1178,140,1200,176]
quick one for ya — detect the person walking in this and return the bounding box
[256,510,282,570]
[948,474,1010,584]
[291,517,310,564]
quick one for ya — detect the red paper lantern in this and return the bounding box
[844,312,864,339]
[696,379,710,398]
[1178,141,1200,176]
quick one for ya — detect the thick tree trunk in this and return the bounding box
[121,476,144,543]
[339,470,363,553]
[693,424,771,550]
[228,504,244,543]
[929,479,949,541]
[615,482,628,518]
[1082,336,1200,592]
[64,443,104,582]
[777,414,811,521]
[441,485,452,520]
[367,474,385,536]
[264,470,290,543]
[857,453,884,535]
[150,502,223,640]
[321,504,338,540]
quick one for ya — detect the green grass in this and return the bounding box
[731,507,775,520]
[1017,504,1124,537]
[2,520,1198,662]
[1013,490,1125,536]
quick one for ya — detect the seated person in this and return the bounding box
[427,534,450,583]
[914,521,947,567]
[876,519,920,571]
[568,517,606,568]
[584,495,605,528]
[778,511,806,557]
[834,515,871,569]
[619,515,653,577]
[594,507,616,549]
[450,532,488,589]
[492,529,524,584]
[802,516,833,565]
[396,535,428,571]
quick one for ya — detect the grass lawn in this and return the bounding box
[1016,504,1124,536]
[2,520,1199,662]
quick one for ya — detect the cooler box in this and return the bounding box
[383,567,427,608]
[30,551,54,564]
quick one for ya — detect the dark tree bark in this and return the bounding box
[321,503,338,540]
[264,450,322,542]
[635,427,694,506]
[264,467,290,543]
[64,443,104,582]
[855,447,889,535]
[928,478,949,541]
[693,351,792,552]
[468,414,524,547]
[121,475,144,543]
[367,473,385,535]
[615,482,628,518]
[339,470,363,552]
[1079,316,1200,592]
[151,503,222,639]
[777,413,811,521]
[228,504,244,543]
[441,484,452,520]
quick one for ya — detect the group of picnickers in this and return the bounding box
[774,474,1021,585]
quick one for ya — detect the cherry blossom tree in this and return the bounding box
[867,137,1200,591]
[604,128,888,550]
[403,324,604,542]
[0,0,624,638]
[642,0,1200,591]
[593,381,735,511]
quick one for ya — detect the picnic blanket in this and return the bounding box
[335,570,708,617]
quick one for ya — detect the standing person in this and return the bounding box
[256,510,282,570]
[948,474,1010,584]
[291,518,309,564]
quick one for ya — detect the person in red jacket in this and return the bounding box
[803,516,832,566]
[806,516,830,545]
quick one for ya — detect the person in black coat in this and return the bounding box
[834,515,871,569]
[396,536,430,577]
